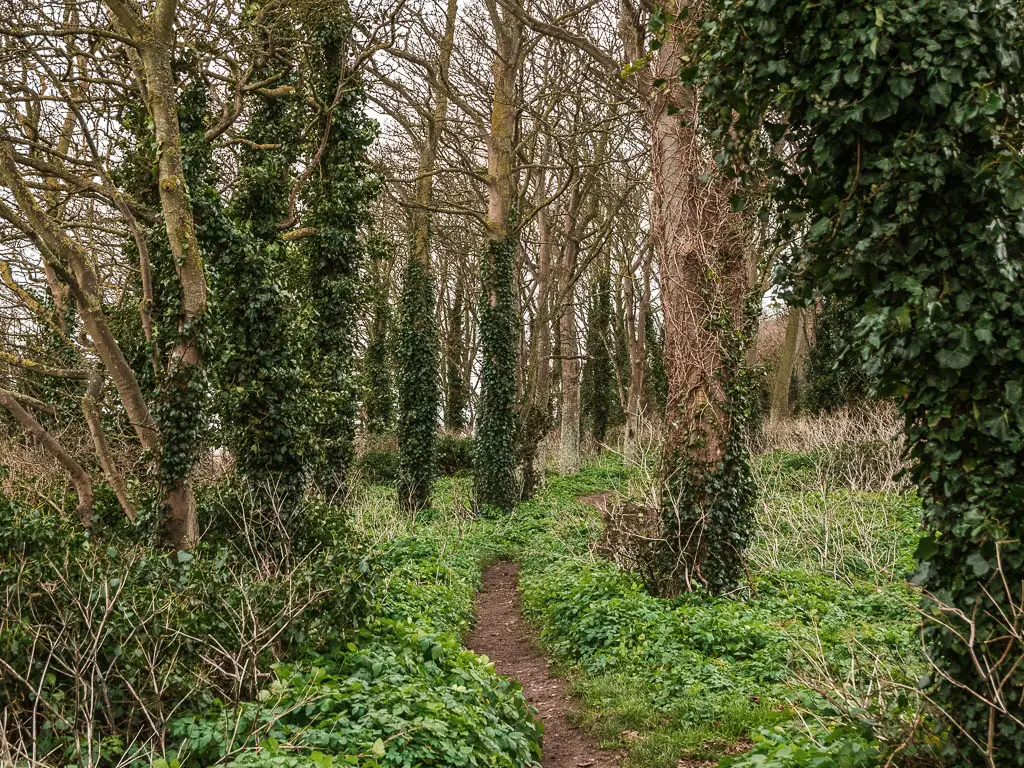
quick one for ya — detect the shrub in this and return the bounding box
[355,449,401,485]
[170,622,540,768]
[721,725,881,768]
[0,488,369,765]
[436,435,475,476]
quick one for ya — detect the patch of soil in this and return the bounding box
[466,561,621,768]
[576,492,613,513]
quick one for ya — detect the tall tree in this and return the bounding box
[474,0,525,513]
[395,0,457,512]
[444,282,470,432]
[299,15,379,496]
[648,1,755,594]
[694,0,1024,756]
[363,236,396,436]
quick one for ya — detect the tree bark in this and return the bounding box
[82,372,137,521]
[0,391,93,527]
[106,0,207,548]
[770,307,803,421]
[650,0,751,592]
[623,246,652,461]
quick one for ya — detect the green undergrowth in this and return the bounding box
[163,476,543,768]
[508,456,935,768]
[161,451,930,768]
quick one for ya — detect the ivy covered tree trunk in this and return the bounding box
[444,283,470,432]
[363,244,395,436]
[581,270,615,448]
[220,57,304,501]
[475,234,519,512]
[299,20,378,496]
[650,0,754,595]
[396,254,440,511]
[395,0,454,511]
[692,0,1024,757]
[474,0,523,513]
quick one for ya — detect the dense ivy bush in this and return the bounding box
[475,235,519,513]
[436,435,475,476]
[800,298,878,414]
[355,448,402,485]
[690,0,1024,759]
[396,255,440,512]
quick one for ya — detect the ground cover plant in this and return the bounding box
[509,455,933,768]
[0,477,541,768]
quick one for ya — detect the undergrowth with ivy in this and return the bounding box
[508,456,931,768]
[688,0,1024,759]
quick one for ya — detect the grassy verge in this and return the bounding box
[507,455,935,768]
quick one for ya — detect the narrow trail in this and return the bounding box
[466,561,621,768]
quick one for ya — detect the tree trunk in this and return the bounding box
[519,165,553,498]
[624,249,651,461]
[770,308,803,420]
[474,0,524,511]
[107,0,209,548]
[650,0,752,594]
[82,372,137,521]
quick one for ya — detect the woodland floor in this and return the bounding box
[466,560,622,768]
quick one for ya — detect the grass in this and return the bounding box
[338,443,933,768]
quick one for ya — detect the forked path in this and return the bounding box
[466,561,620,768]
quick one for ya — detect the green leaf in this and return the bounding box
[928,81,952,106]
[914,535,940,562]
[966,552,990,577]
[936,348,973,369]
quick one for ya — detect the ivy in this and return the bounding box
[114,76,217,539]
[218,53,305,499]
[580,270,616,447]
[690,0,1024,758]
[363,235,396,436]
[799,297,879,414]
[444,284,470,433]
[297,17,379,495]
[655,313,758,596]
[396,252,440,512]
[474,235,519,514]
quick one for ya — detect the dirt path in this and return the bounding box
[466,561,620,768]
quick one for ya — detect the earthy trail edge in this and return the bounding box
[466,561,621,768]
